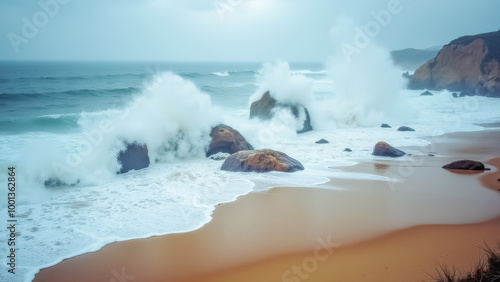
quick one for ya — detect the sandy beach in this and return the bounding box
[34,127,500,282]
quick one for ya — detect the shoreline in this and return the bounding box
[33,127,500,282]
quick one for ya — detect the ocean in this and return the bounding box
[1,60,500,281]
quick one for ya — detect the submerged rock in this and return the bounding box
[206,124,253,157]
[372,141,406,157]
[250,91,313,134]
[44,178,79,187]
[221,149,304,173]
[452,92,459,98]
[315,139,329,144]
[459,90,475,97]
[118,142,150,174]
[398,126,415,132]
[442,160,486,170]
[209,152,230,161]
[420,90,434,96]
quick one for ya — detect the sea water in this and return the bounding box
[1,60,500,281]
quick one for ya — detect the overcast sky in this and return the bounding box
[1,0,499,62]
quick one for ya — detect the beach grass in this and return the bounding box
[430,242,500,282]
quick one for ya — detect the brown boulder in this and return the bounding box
[409,30,500,97]
[206,124,254,157]
[442,160,485,170]
[372,141,405,158]
[250,91,313,133]
[118,142,150,174]
[221,149,304,173]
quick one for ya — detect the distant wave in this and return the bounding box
[0,93,46,100]
[0,87,140,99]
[181,70,257,79]
[229,70,257,75]
[0,114,81,133]
[211,71,229,77]
[2,73,146,82]
[180,72,203,78]
[291,69,328,75]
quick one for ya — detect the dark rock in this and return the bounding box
[206,124,253,157]
[221,149,304,173]
[250,91,313,134]
[44,178,66,187]
[442,160,485,170]
[44,178,79,187]
[474,82,489,96]
[420,90,434,96]
[497,178,500,181]
[249,91,276,120]
[315,139,329,144]
[452,92,458,98]
[459,90,475,97]
[398,126,415,132]
[381,123,392,128]
[428,153,435,157]
[209,153,229,161]
[344,148,352,152]
[118,142,150,174]
[372,141,406,157]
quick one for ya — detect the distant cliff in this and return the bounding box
[408,30,500,97]
[390,48,440,71]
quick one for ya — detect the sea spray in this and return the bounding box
[109,72,223,163]
[312,15,416,128]
[249,61,314,107]
[246,61,314,143]
[19,72,224,188]
[247,54,414,133]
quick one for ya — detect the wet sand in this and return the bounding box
[482,157,500,192]
[193,218,500,282]
[34,128,500,282]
